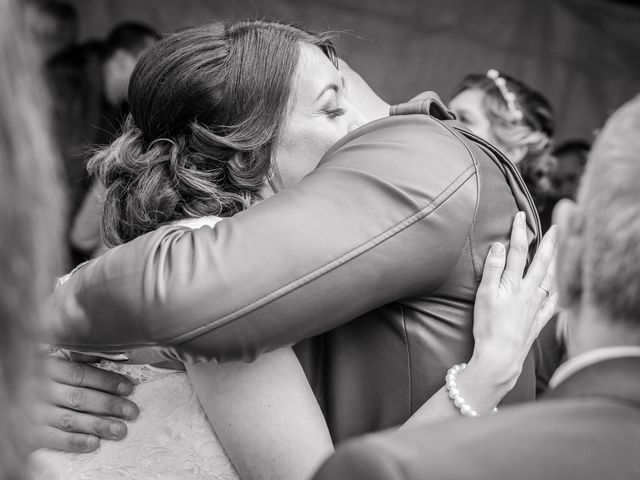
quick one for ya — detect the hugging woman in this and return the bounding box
[37,20,556,480]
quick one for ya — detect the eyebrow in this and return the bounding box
[314,83,340,102]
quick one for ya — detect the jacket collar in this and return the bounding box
[543,356,640,409]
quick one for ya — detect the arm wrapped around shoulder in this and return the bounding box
[50,114,480,363]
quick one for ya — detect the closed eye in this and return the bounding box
[322,106,346,118]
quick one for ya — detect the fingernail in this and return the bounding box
[491,242,505,254]
[86,436,99,451]
[517,211,526,222]
[109,423,125,439]
[123,404,138,420]
[117,381,132,395]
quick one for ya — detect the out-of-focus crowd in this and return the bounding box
[27,1,591,269]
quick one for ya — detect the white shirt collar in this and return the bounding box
[549,346,640,389]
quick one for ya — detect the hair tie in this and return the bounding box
[486,69,523,121]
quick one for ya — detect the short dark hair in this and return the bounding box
[34,0,77,24]
[26,0,79,51]
[90,21,336,246]
[552,139,591,158]
[103,21,159,59]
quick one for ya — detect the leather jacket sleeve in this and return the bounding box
[51,111,537,363]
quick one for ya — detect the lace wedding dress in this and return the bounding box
[31,216,240,479]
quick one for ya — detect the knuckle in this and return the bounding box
[67,388,85,409]
[485,261,503,272]
[58,411,74,431]
[537,246,554,262]
[69,363,86,386]
[513,243,529,256]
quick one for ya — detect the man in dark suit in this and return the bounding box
[313,94,640,480]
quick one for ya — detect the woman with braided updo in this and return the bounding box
[33,21,358,480]
[33,21,559,480]
[449,70,557,231]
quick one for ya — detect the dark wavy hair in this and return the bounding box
[90,21,336,247]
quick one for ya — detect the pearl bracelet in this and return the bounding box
[445,363,498,417]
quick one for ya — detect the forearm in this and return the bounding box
[401,354,518,428]
[51,115,476,362]
[186,348,333,480]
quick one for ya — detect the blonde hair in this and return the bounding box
[451,71,555,163]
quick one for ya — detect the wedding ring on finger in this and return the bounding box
[538,285,550,296]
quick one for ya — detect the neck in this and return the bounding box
[566,302,640,358]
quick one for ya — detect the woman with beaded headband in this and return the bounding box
[449,69,555,166]
[448,70,563,392]
[448,69,557,230]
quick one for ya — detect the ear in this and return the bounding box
[553,199,585,309]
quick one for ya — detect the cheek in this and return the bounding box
[276,123,346,187]
[274,136,322,188]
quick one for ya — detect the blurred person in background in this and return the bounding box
[0,0,65,478]
[448,70,565,393]
[313,92,640,480]
[45,22,158,264]
[551,139,591,201]
[449,69,557,233]
[24,0,78,62]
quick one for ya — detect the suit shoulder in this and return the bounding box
[314,435,407,480]
[320,399,640,480]
[324,115,476,170]
[318,115,479,202]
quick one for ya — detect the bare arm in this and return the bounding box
[186,348,333,480]
[36,214,550,454]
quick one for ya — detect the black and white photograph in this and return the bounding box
[1,1,639,479]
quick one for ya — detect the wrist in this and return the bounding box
[468,347,522,390]
[445,363,501,416]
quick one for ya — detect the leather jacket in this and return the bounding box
[53,96,541,441]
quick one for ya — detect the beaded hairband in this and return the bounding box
[486,69,523,121]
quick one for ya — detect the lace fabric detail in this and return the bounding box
[35,217,236,478]
[30,363,240,480]
[96,360,169,385]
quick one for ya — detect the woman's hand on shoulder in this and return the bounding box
[471,211,558,388]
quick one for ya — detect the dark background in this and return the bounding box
[65,0,640,142]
